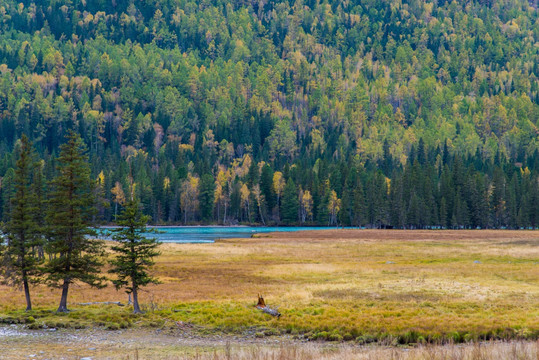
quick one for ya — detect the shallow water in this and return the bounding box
[99,226,342,243]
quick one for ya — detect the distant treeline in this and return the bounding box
[1,135,538,229]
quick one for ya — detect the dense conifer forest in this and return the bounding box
[0,0,538,228]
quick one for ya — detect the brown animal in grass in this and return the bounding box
[256,294,266,308]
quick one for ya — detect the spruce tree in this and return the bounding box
[281,178,298,224]
[199,173,215,222]
[1,168,15,222]
[109,197,160,314]
[2,135,43,311]
[260,164,275,215]
[317,180,330,225]
[352,179,366,227]
[44,131,105,313]
[340,171,357,226]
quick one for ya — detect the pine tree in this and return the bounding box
[389,175,405,228]
[43,131,105,313]
[490,167,507,228]
[439,197,448,228]
[32,159,46,260]
[260,164,275,215]
[2,135,43,311]
[316,180,330,225]
[1,168,15,223]
[199,174,215,222]
[109,197,160,314]
[281,178,298,224]
[352,181,366,227]
[340,171,357,226]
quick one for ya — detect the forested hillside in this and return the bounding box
[0,0,538,227]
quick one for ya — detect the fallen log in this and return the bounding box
[259,306,281,318]
[255,294,281,318]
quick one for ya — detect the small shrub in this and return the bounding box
[328,333,343,342]
[119,321,129,329]
[380,334,398,346]
[27,322,43,330]
[343,333,354,341]
[356,334,376,344]
[449,331,462,343]
[0,317,18,324]
[72,321,86,329]
[399,330,420,344]
[428,333,442,344]
[43,320,56,329]
[105,323,120,330]
[263,329,278,336]
[149,320,163,328]
[311,331,329,341]
[26,316,35,323]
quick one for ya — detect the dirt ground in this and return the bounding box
[0,325,283,359]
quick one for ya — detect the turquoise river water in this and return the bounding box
[98,226,341,243]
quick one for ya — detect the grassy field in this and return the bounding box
[0,230,538,344]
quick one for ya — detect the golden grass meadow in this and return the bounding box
[0,229,538,355]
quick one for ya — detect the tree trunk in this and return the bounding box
[23,275,32,311]
[258,202,265,225]
[57,280,70,312]
[38,244,44,260]
[276,195,280,223]
[132,286,142,314]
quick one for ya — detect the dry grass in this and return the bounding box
[168,341,539,360]
[1,332,537,360]
[0,230,538,343]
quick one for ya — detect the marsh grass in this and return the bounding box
[0,230,537,344]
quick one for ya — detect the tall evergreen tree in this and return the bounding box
[260,164,275,215]
[1,168,15,223]
[43,131,105,313]
[340,171,357,226]
[316,180,330,225]
[32,159,46,259]
[199,173,215,222]
[109,197,160,314]
[2,135,42,311]
[281,178,298,224]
